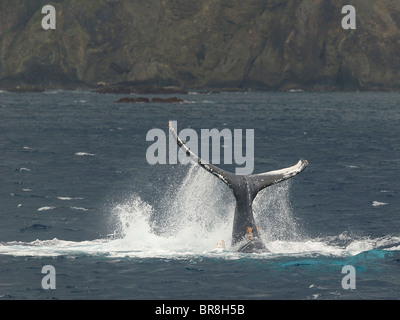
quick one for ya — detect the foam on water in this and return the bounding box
[57,197,84,201]
[37,206,56,212]
[74,152,95,156]
[1,164,400,259]
[2,234,400,259]
[109,165,234,256]
[253,180,302,242]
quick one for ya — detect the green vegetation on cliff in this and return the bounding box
[1,0,399,91]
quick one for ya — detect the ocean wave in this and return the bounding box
[372,201,388,207]
[347,165,360,169]
[74,152,95,156]
[70,206,88,211]
[37,206,56,211]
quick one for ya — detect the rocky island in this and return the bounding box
[1,0,399,91]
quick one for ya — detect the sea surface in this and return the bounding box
[1,90,400,300]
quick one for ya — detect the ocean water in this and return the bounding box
[1,90,400,300]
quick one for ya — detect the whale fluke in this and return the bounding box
[169,122,308,253]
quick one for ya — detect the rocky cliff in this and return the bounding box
[1,0,399,91]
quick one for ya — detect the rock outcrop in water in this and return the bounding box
[1,0,399,91]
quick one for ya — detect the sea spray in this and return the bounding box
[111,165,233,252]
[112,165,305,252]
[253,180,303,242]
[153,165,233,238]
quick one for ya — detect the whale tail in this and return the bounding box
[169,121,308,252]
[169,121,308,193]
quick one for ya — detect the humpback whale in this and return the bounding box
[169,122,308,253]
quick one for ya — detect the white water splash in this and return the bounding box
[74,152,95,156]
[372,201,388,207]
[37,206,56,212]
[2,233,400,259]
[254,180,302,242]
[111,165,233,255]
[1,164,400,259]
